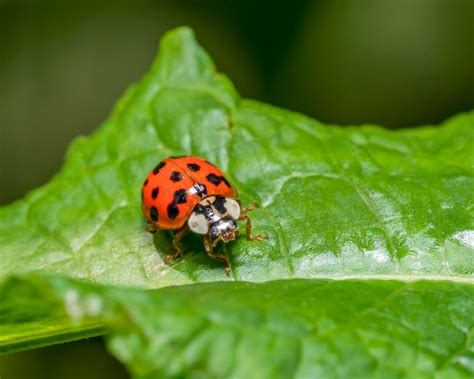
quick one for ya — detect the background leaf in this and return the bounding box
[1,276,473,378]
[0,27,473,375]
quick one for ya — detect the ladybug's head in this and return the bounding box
[209,217,239,242]
[188,196,241,242]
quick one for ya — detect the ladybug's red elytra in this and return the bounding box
[141,156,265,273]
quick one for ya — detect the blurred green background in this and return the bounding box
[0,1,472,377]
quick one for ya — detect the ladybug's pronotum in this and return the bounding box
[141,156,265,273]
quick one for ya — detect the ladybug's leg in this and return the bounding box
[164,226,188,264]
[146,221,157,234]
[239,204,266,241]
[204,235,232,274]
[241,203,258,213]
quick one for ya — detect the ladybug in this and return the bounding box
[141,156,265,273]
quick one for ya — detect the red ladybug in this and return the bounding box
[141,156,265,272]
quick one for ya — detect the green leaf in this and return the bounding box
[0,26,473,376]
[1,27,472,285]
[1,276,473,378]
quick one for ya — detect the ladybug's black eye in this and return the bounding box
[210,224,219,237]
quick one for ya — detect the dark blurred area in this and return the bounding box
[0,338,128,379]
[0,0,473,206]
[0,1,472,377]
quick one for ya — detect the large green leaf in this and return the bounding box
[0,28,472,286]
[0,26,473,376]
[1,276,473,378]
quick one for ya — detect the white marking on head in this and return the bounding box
[188,212,209,234]
[224,198,240,219]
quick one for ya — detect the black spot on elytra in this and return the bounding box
[173,189,187,204]
[187,163,200,172]
[170,171,183,182]
[144,179,148,186]
[213,196,227,214]
[167,203,179,219]
[206,173,222,185]
[194,183,207,197]
[150,206,159,222]
[153,161,166,175]
[222,176,232,188]
[151,187,159,200]
[206,173,232,188]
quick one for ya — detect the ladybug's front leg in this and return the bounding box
[239,204,266,241]
[204,234,232,274]
[164,226,188,264]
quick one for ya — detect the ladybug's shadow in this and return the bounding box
[151,230,225,273]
